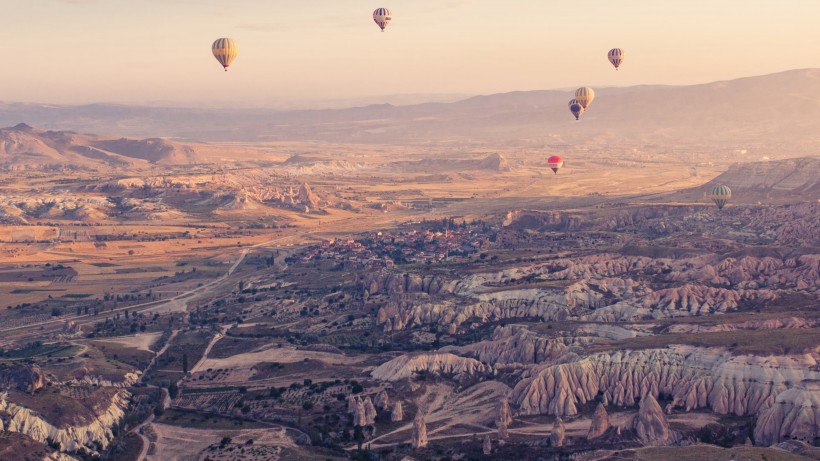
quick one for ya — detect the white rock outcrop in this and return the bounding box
[632,394,673,445]
[754,380,820,446]
[587,403,610,440]
[371,353,493,381]
[0,389,129,454]
[443,325,590,367]
[511,346,818,417]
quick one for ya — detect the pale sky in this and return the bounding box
[2,0,819,107]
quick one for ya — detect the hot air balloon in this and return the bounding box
[373,8,392,31]
[711,185,731,210]
[608,48,624,70]
[569,102,584,120]
[547,155,564,174]
[567,98,580,108]
[575,87,595,109]
[212,38,238,71]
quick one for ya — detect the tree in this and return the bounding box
[353,425,364,450]
[182,353,189,374]
[168,381,179,399]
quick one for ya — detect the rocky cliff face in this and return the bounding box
[0,389,129,454]
[364,272,451,297]
[666,317,817,334]
[754,380,820,446]
[371,248,818,333]
[0,365,45,395]
[587,403,610,440]
[371,352,494,382]
[511,346,818,417]
[632,394,673,446]
[443,325,590,367]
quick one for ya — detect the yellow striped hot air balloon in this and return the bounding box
[711,185,731,210]
[575,87,595,109]
[212,38,238,71]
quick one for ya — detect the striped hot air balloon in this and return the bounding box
[373,8,392,31]
[575,87,595,109]
[569,102,584,121]
[608,48,624,70]
[567,98,580,108]
[547,155,564,174]
[212,38,238,71]
[711,185,732,210]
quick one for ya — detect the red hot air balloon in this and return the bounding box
[547,155,564,174]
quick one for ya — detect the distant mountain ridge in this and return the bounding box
[0,123,202,169]
[1,69,819,148]
[675,157,820,203]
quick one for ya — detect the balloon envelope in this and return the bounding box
[711,185,732,210]
[373,8,392,31]
[608,48,624,70]
[212,38,238,71]
[547,155,564,174]
[569,102,584,120]
[575,87,595,109]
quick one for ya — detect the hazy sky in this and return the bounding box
[3,0,819,107]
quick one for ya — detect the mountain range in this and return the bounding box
[1,69,818,149]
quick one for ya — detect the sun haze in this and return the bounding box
[3,0,819,107]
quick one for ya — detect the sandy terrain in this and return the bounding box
[91,332,162,352]
[147,423,296,461]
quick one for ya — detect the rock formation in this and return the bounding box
[511,346,818,417]
[371,352,493,381]
[754,380,820,446]
[374,390,390,410]
[444,325,591,368]
[352,398,367,427]
[297,182,321,211]
[412,414,428,449]
[347,395,359,414]
[550,417,566,447]
[498,417,509,440]
[391,401,404,422]
[497,396,513,427]
[483,434,492,454]
[363,397,377,425]
[587,403,610,440]
[0,365,45,394]
[631,394,673,446]
[0,389,129,454]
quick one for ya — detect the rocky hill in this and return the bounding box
[674,156,820,203]
[0,124,204,169]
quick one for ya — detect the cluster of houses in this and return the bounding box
[297,226,491,268]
